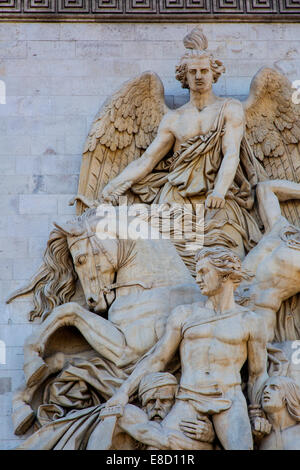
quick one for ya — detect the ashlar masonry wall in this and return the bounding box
[0,21,299,449]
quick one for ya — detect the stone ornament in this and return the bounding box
[7,26,300,450]
[0,1,299,21]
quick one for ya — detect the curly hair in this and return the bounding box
[175,50,225,89]
[195,246,253,287]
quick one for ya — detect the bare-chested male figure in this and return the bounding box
[105,246,268,450]
[101,28,261,258]
[238,179,300,342]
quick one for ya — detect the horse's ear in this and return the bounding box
[53,220,83,237]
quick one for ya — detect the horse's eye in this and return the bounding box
[76,255,87,266]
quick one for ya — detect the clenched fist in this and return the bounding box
[251,416,272,439]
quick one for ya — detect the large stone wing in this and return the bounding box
[75,72,168,214]
[244,67,300,226]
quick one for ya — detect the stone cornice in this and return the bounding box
[0,1,299,23]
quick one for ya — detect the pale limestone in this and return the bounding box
[27,41,75,60]
[0,41,27,59]
[40,155,81,175]
[1,21,300,449]
[13,258,41,281]
[0,215,50,238]
[0,196,19,215]
[28,238,47,259]
[42,175,79,194]
[0,238,27,259]
[0,176,32,194]
[0,260,13,281]
[15,157,41,176]
[19,195,58,215]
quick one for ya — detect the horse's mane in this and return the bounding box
[6,206,133,321]
[7,227,77,321]
[6,203,238,320]
[6,206,132,321]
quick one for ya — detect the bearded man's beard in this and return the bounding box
[148,410,166,422]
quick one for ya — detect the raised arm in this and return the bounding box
[102,113,175,204]
[105,306,185,407]
[206,100,244,209]
[256,180,300,233]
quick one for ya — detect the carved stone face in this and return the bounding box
[262,378,285,413]
[185,57,214,93]
[68,235,116,314]
[196,258,223,297]
[143,386,175,422]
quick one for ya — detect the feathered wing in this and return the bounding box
[244,67,300,226]
[75,72,169,214]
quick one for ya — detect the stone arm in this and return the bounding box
[256,180,300,233]
[247,314,269,407]
[102,114,175,203]
[118,405,213,450]
[117,404,170,449]
[207,101,244,209]
[105,307,184,407]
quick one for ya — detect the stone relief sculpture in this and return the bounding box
[6,26,300,450]
[238,179,300,342]
[87,372,214,450]
[73,28,266,260]
[9,207,203,440]
[104,245,269,450]
[252,376,300,450]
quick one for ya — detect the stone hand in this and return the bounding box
[166,432,191,450]
[251,416,272,439]
[205,192,225,209]
[104,390,129,408]
[101,180,132,205]
[179,418,215,443]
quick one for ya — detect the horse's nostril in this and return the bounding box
[87,297,96,305]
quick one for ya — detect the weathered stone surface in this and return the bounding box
[1,21,300,450]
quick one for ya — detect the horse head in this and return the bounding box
[7,203,197,322]
[55,210,118,315]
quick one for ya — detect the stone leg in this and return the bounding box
[212,387,253,450]
[24,302,128,387]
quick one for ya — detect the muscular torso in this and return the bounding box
[178,303,254,392]
[166,98,227,152]
[240,218,300,313]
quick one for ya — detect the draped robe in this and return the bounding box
[132,99,265,252]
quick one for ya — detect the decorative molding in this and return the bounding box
[24,0,56,13]
[0,0,299,21]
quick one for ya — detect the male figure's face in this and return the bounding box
[144,386,175,422]
[262,378,285,413]
[186,57,214,93]
[196,258,223,297]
